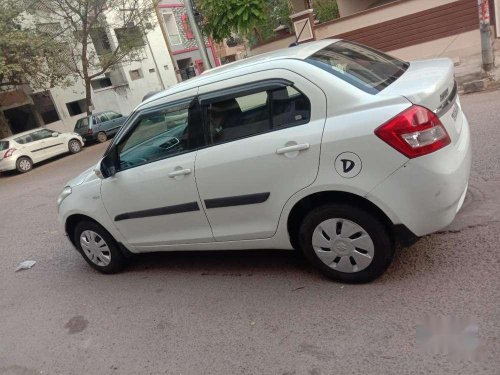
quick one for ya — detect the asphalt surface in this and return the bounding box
[1,91,499,375]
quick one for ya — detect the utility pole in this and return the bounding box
[185,0,212,70]
[478,0,495,71]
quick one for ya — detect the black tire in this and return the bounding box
[299,204,394,283]
[68,139,82,154]
[73,220,126,274]
[16,157,33,173]
[96,132,108,143]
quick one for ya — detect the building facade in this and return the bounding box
[158,0,221,80]
[252,0,499,74]
[1,11,179,137]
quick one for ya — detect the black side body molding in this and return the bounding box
[115,202,200,221]
[204,192,270,209]
[32,143,64,152]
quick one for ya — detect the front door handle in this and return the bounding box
[168,168,192,178]
[276,143,310,155]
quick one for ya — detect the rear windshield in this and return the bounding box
[0,141,9,151]
[306,41,409,94]
[75,117,89,129]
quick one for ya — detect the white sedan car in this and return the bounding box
[58,40,471,283]
[0,128,84,173]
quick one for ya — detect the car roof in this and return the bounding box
[140,40,339,108]
[1,127,53,141]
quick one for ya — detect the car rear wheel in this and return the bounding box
[68,139,82,154]
[97,132,108,143]
[299,204,394,283]
[73,220,126,274]
[16,157,33,173]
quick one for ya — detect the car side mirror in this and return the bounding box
[52,132,59,137]
[100,146,119,178]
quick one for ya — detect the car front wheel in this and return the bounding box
[299,204,394,283]
[73,221,126,274]
[69,139,82,154]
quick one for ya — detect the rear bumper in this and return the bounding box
[82,135,97,142]
[0,158,17,172]
[368,113,471,237]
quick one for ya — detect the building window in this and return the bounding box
[31,91,60,125]
[114,25,145,48]
[66,99,86,116]
[90,27,112,56]
[181,14,194,39]
[162,12,182,45]
[129,69,143,81]
[91,77,113,90]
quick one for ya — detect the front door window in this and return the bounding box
[117,100,197,171]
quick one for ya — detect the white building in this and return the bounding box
[0,11,178,137]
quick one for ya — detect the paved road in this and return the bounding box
[1,91,499,375]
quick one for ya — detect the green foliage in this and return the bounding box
[314,0,340,23]
[196,0,267,43]
[0,0,68,91]
[257,0,293,41]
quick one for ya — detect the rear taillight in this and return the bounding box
[375,105,451,158]
[87,128,93,135]
[3,148,16,158]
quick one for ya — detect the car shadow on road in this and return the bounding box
[0,153,71,178]
[124,249,317,278]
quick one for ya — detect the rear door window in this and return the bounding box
[0,141,9,151]
[206,91,271,145]
[203,83,312,146]
[271,86,311,129]
[306,41,409,94]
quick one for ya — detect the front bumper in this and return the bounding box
[0,158,17,172]
[368,113,471,237]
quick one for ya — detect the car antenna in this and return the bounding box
[289,18,310,48]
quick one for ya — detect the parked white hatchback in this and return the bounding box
[0,128,84,173]
[58,40,471,283]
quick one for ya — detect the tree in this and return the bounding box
[0,0,68,92]
[32,0,157,114]
[195,0,266,43]
[314,0,339,24]
[248,0,292,45]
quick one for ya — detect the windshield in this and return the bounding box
[0,141,9,151]
[306,41,409,94]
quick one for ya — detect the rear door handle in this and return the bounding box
[276,143,310,155]
[168,168,192,178]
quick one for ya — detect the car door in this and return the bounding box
[105,111,124,134]
[95,113,110,133]
[195,70,327,241]
[29,129,65,161]
[100,89,213,250]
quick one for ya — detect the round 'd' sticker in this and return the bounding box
[335,152,362,178]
